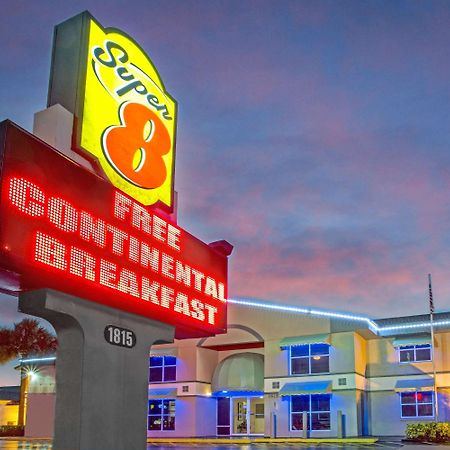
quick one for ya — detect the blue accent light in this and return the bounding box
[228,298,377,329]
[212,390,263,397]
[228,298,449,335]
[20,356,56,364]
[378,319,450,332]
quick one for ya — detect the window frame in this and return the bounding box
[147,398,176,431]
[289,343,330,375]
[289,394,331,431]
[149,355,177,383]
[398,344,432,364]
[400,391,434,419]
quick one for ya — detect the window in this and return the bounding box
[398,345,432,363]
[217,397,230,436]
[272,381,280,389]
[400,391,434,418]
[290,344,330,375]
[148,399,175,430]
[149,356,176,382]
[290,394,331,431]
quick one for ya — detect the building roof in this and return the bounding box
[230,298,450,337]
[0,386,20,402]
[375,311,450,326]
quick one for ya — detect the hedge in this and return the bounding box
[405,422,450,443]
[0,425,24,437]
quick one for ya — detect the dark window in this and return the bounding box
[291,357,310,375]
[290,344,330,375]
[217,397,230,436]
[398,344,431,363]
[148,399,175,431]
[311,355,329,374]
[400,391,434,418]
[149,356,177,382]
[291,345,309,357]
[290,394,331,431]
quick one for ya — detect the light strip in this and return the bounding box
[228,298,449,335]
[377,319,450,332]
[20,357,56,363]
[228,298,309,314]
[228,298,378,330]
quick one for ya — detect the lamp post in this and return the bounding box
[428,274,438,421]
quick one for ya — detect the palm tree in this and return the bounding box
[0,318,57,426]
[0,318,57,363]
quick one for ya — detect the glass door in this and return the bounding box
[231,397,264,435]
[232,398,248,434]
[249,397,264,435]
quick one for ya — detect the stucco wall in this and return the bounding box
[265,391,359,438]
[25,393,55,437]
[0,401,18,426]
[147,396,216,438]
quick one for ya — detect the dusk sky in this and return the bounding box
[0,1,450,384]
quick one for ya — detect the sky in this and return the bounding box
[0,0,450,384]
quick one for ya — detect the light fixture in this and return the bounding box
[26,369,37,380]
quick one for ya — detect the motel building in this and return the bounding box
[16,298,450,439]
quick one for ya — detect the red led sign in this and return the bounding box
[0,121,228,338]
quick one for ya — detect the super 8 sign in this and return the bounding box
[0,122,228,338]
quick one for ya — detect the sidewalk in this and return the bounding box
[146,436,379,444]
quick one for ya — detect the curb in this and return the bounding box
[147,437,378,444]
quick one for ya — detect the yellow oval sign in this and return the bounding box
[79,18,177,208]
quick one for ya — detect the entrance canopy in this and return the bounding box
[392,335,431,347]
[212,352,264,394]
[279,334,330,349]
[279,380,332,396]
[148,388,177,398]
[394,378,434,392]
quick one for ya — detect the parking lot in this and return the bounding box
[1,439,446,450]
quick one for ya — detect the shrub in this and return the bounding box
[406,422,450,443]
[0,425,24,437]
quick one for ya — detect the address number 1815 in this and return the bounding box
[104,325,136,348]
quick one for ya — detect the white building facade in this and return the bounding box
[22,299,450,438]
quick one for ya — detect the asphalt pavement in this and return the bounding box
[0,440,446,450]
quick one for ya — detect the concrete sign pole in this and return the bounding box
[19,289,175,450]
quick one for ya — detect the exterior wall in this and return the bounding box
[25,394,55,437]
[264,391,359,438]
[0,401,18,426]
[439,388,450,422]
[330,332,357,374]
[354,333,367,376]
[28,366,56,395]
[196,347,218,383]
[195,396,216,436]
[21,306,450,439]
[147,396,216,438]
[367,331,450,436]
[367,338,434,378]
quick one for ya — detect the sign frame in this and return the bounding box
[0,120,228,339]
[47,11,178,212]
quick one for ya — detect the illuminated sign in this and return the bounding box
[0,122,227,338]
[48,12,177,209]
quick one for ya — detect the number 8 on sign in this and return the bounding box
[102,102,171,189]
